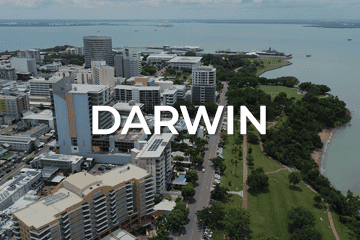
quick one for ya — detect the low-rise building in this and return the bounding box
[21,109,55,129]
[168,56,202,72]
[0,170,41,211]
[29,76,64,97]
[21,124,50,138]
[39,62,62,72]
[30,152,84,173]
[147,53,177,64]
[128,76,155,86]
[0,135,39,151]
[13,164,155,240]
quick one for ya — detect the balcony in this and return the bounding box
[95,214,107,223]
[93,195,106,204]
[94,204,107,213]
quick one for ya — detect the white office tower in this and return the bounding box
[51,77,112,154]
[83,36,114,68]
[17,49,41,63]
[10,57,37,76]
[191,65,216,103]
[132,133,173,195]
[114,47,141,78]
[91,61,115,87]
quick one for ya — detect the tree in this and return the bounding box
[247,167,269,191]
[287,207,316,234]
[314,195,322,205]
[197,201,226,230]
[262,237,281,240]
[181,183,195,198]
[248,147,253,154]
[185,51,196,56]
[191,155,204,166]
[247,132,259,145]
[224,208,251,239]
[210,157,226,172]
[166,209,187,231]
[204,102,218,116]
[185,170,198,183]
[247,154,255,167]
[290,225,322,240]
[211,184,229,202]
[63,170,70,177]
[289,172,301,186]
[39,104,44,109]
[233,159,239,176]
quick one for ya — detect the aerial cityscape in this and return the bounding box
[0,1,360,240]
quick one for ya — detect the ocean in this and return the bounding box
[1,20,359,196]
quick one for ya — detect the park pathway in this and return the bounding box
[257,116,340,240]
[242,135,248,209]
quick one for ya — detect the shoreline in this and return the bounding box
[256,61,293,77]
[311,128,334,172]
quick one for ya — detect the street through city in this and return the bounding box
[178,82,228,240]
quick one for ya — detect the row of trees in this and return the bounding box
[258,76,300,88]
[141,62,157,75]
[196,201,251,239]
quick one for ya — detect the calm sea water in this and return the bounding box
[1,21,359,195]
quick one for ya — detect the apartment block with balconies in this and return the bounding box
[12,164,154,240]
[132,133,173,195]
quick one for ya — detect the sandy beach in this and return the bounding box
[311,128,334,170]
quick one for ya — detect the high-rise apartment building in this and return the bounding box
[191,65,216,103]
[0,66,16,80]
[75,46,84,56]
[114,48,140,78]
[132,134,173,195]
[51,77,112,154]
[83,36,113,68]
[0,93,29,119]
[114,85,160,111]
[91,61,115,87]
[12,164,155,240]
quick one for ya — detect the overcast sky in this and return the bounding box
[0,0,359,20]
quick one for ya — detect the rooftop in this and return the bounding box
[22,110,53,121]
[14,164,149,229]
[136,133,173,159]
[22,124,48,136]
[168,56,202,64]
[112,102,144,112]
[115,85,160,91]
[102,229,137,240]
[34,152,84,164]
[69,84,110,94]
[154,199,176,212]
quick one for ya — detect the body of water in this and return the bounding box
[1,20,359,195]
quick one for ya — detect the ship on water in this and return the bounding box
[256,47,292,58]
[348,39,352,41]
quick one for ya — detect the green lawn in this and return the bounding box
[255,59,290,75]
[259,85,304,101]
[247,143,283,173]
[248,170,336,240]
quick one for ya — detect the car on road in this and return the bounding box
[202,168,205,173]
[214,174,221,180]
[215,170,221,175]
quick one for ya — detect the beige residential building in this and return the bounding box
[91,61,115,87]
[13,164,155,240]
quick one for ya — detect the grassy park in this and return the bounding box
[255,59,291,75]
[259,85,303,101]
[247,170,336,240]
[247,142,283,173]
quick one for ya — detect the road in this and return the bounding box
[178,82,228,240]
[0,145,51,186]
